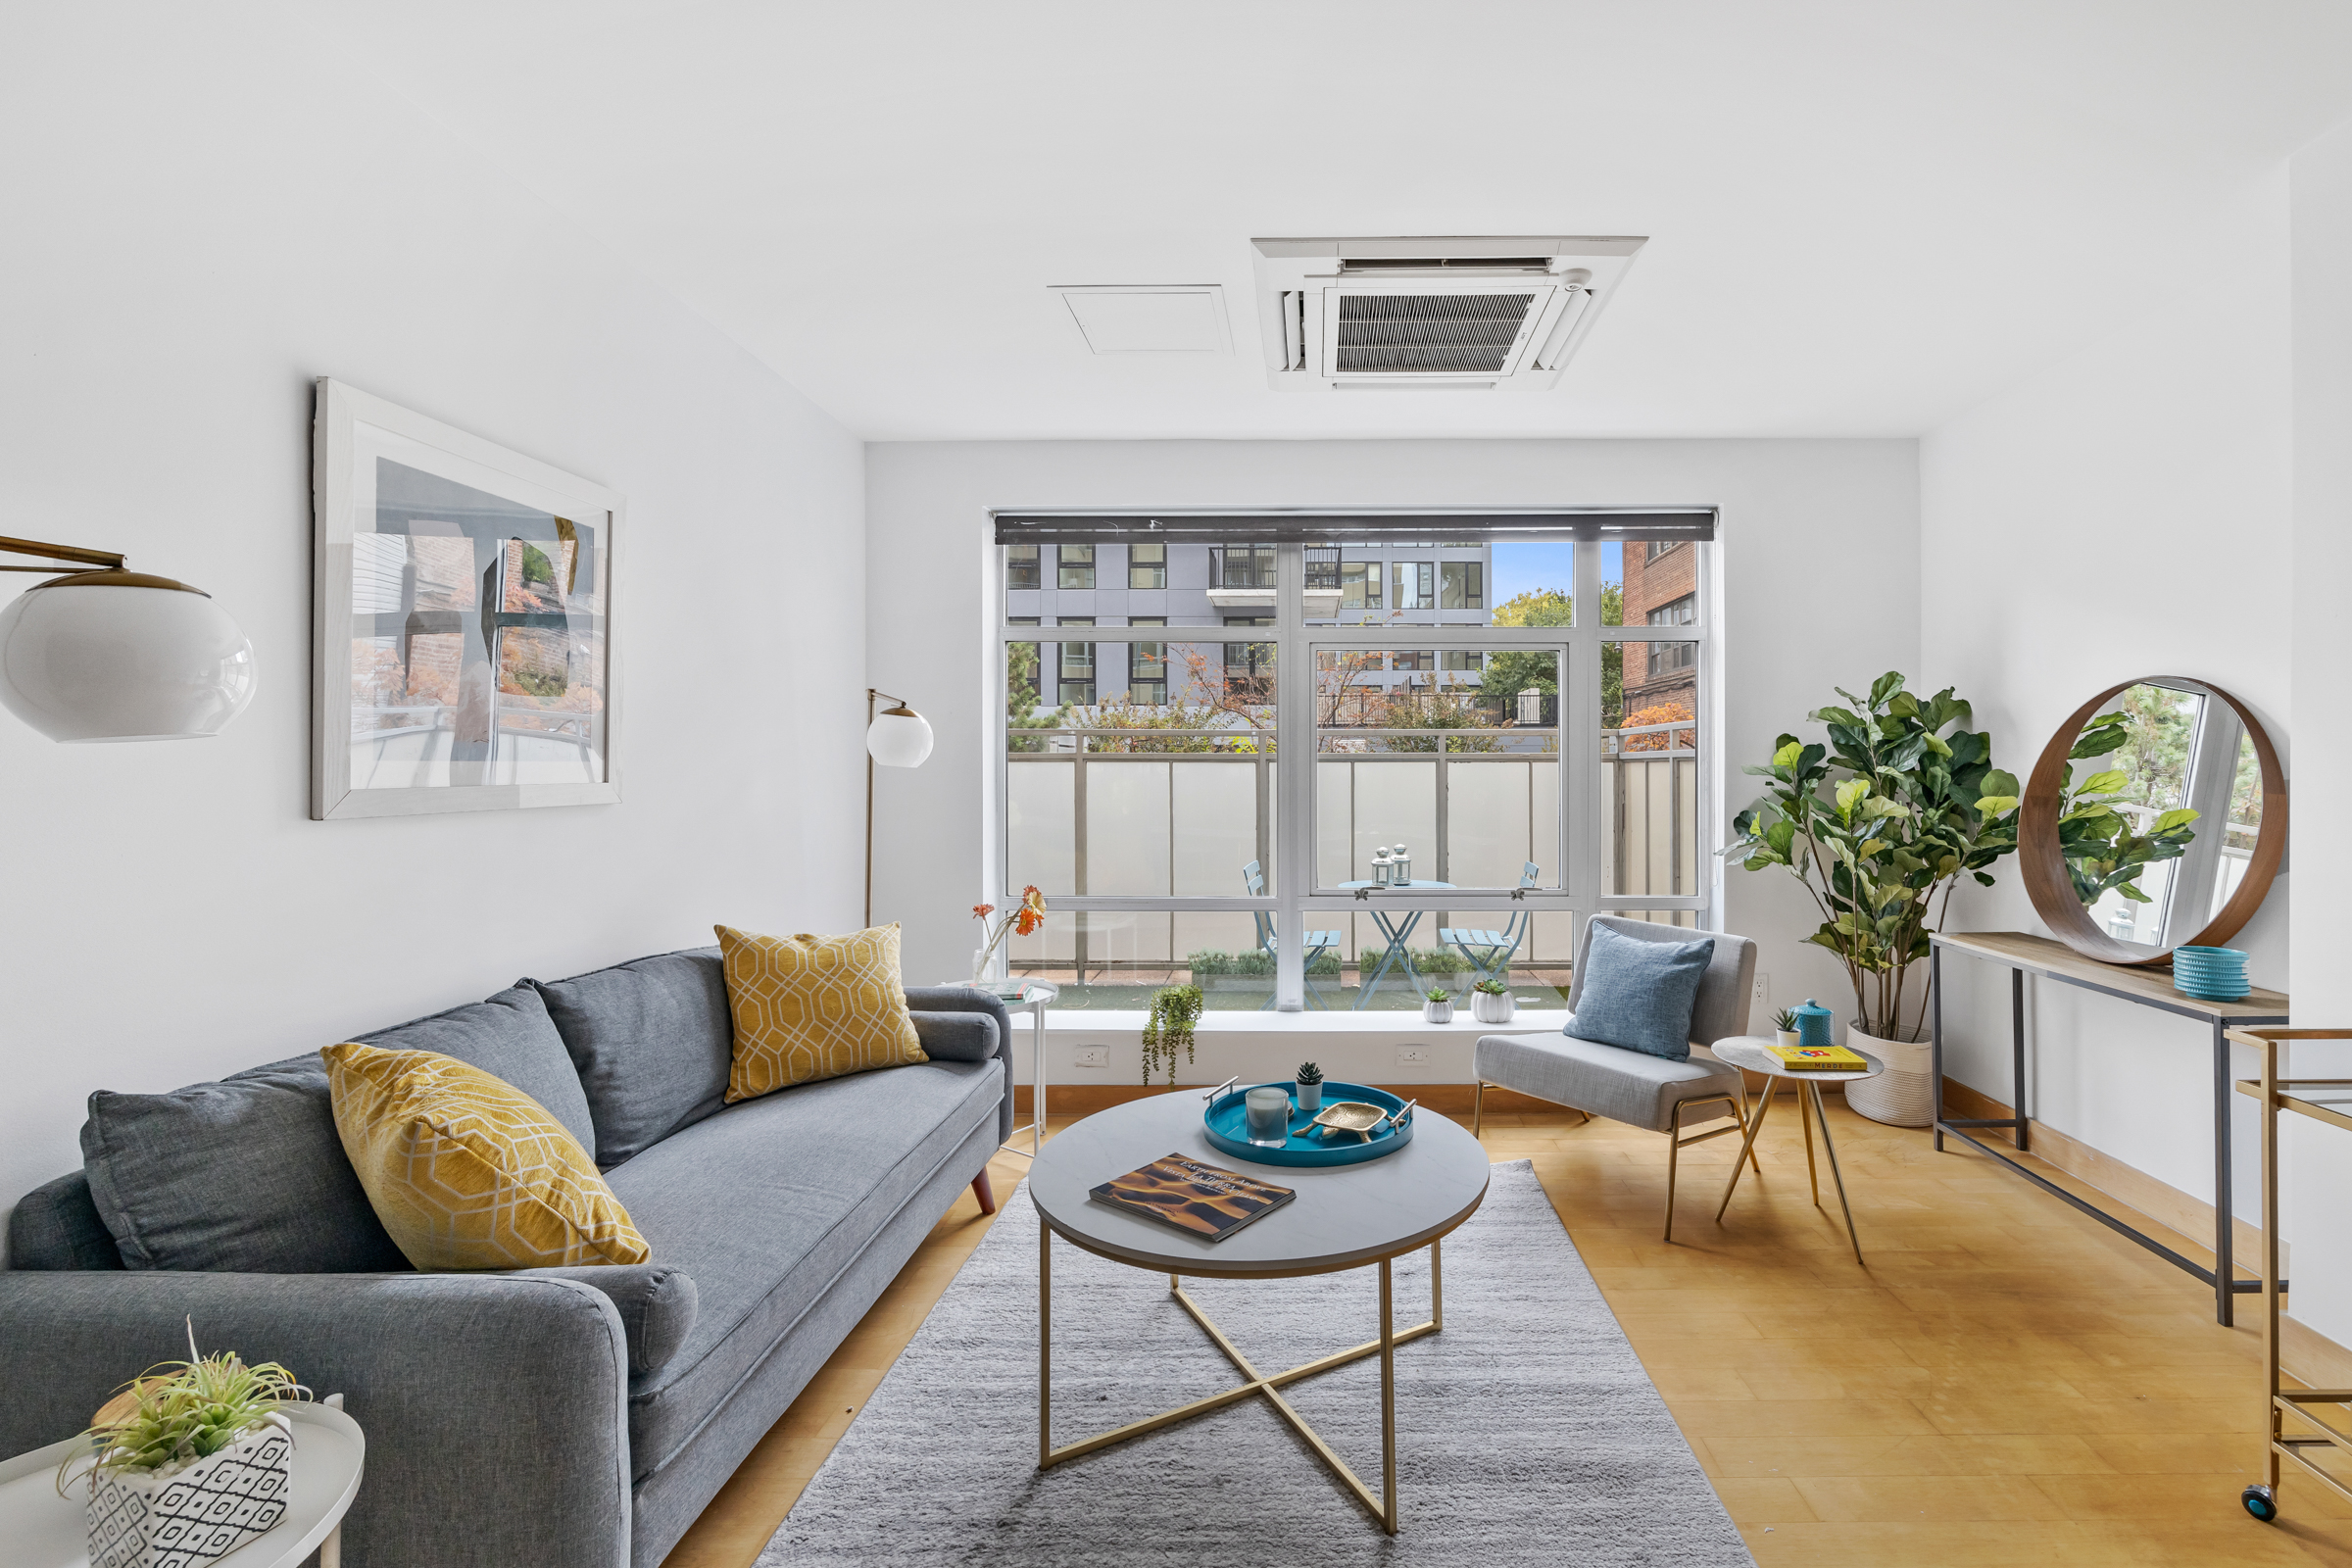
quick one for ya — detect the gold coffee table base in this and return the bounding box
[1038,1229,1442,1536]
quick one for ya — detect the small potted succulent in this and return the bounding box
[1423,986,1455,1024]
[1294,1060,1324,1112]
[60,1321,310,1568]
[1472,977,1515,1024]
[1773,1007,1801,1052]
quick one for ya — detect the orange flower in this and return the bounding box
[971,904,996,922]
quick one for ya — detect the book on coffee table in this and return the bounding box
[1090,1152,1296,1242]
[1767,1043,1868,1071]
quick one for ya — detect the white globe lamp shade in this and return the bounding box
[866,704,933,768]
[0,573,257,742]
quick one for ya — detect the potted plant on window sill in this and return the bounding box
[1471,977,1514,1024]
[1423,987,1455,1024]
[1725,672,2021,1128]
[60,1322,311,1568]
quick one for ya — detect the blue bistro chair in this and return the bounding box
[1439,861,1541,985]
[1243,860,1342,1009]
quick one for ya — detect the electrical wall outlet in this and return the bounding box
[1752,973,1770,1009]
[1073,1046,1109,1069]
[1396,1047,1432,1067]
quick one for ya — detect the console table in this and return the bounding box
[1930,930,2289,1325]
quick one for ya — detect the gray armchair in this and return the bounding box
[1472,915,1760,1241]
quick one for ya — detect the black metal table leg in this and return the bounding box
[2012,968,2029,1153]
[2216,1015,2233,1327]
[1932,944,1944,1153]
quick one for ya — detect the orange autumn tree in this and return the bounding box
[1617,700,1694,754]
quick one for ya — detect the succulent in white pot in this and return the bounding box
[62,1322,311,1568]
[1773,1007,1801,1052]
[1422,987,1455,1024]
[1294,1060,1324,1112]
[1472,978,1515,1024]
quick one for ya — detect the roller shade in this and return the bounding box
[992,511,1715,547]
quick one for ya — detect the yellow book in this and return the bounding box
[1768,1044,1867,1071]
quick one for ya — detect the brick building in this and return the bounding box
[1618,539,1697,718]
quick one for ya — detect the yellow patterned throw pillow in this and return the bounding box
[321,1042,649,1270]
[716,922,926,1102]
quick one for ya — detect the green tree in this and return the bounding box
[1483,583,1623,719]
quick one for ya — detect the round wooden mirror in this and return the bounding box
[2021,677,2286,966]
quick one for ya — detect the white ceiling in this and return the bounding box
[306,1,2352,441]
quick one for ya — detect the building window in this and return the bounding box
[1644,640,1697,674]
[1057,546,1096,591]
[1392,562,1435,611]
[1129,616,1166,704]
[1056,616,1095,705]
[1128,543,1165,590]
[1441,649,1484,671]
[1646,539,1679,563]
[1304,546,1340,591]
[1341,562,1384,611]
[1646,593,1696,627]
[1441,561,1484,611]
[1006,546,1040,591]
[1215,544,1276,589]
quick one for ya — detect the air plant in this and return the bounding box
[59,1319,309,1492]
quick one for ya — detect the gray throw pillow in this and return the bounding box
[355,982,598,1155]
[909,1010,999,1063]
[529,948,734,1169]
[81,1054,411,1273]
[1563,922,1716,1060]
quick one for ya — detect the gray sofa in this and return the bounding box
[0,946,1012,1567]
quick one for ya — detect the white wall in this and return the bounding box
[865,437,1920,1047]
[2286,121,2352,1348]
[1919,173,2293,1227]
[0,9,866,1215]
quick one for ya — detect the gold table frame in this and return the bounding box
[1038,1225,1444,1536]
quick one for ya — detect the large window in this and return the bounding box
[1128,544,1165,589]
[996,519,1715,1010]
[1056,546,1096,591]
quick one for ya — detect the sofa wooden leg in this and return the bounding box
[971,1170,998,1215]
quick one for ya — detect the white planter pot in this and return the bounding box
[1472,991,1515,1024]
[1423,1000,1455,1024]
[1296,1081,1323,1112]
[86,1411,294,1568]
[1776,1030,1802,1053]
[1844,1019,1936,1128]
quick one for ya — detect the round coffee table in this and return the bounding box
[1028,1091,1490,1535]
[1711,1036,1886,1264]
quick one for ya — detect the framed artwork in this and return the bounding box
[311,378,624,818]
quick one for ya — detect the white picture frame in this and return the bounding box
[311,378,625,819]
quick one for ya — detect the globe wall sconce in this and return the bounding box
[0,535,256,742]
[864,688,934,926]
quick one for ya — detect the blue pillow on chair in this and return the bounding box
[1563,922,1716,1061]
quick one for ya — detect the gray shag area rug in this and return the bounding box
[760,1158,1750,1567]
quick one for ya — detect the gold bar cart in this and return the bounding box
[2231,1025,2352,1524]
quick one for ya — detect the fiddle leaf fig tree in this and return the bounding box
[1725,672,2021,1042]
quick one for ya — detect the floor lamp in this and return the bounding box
[864,688,934,927]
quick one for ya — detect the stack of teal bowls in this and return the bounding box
[2173,946,2250,1002]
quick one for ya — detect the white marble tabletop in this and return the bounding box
[1029,1090,1491,1280]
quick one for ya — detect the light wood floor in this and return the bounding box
[665,1095,2352,1567]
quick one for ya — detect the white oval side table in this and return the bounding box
[0,1399,365,1568]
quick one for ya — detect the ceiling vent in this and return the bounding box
[1250,236,1644,392]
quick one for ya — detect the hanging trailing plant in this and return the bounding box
[1141,985,1202,1086]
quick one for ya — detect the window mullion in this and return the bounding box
[1569,541,1602,938]
[1274,542,1308,1011]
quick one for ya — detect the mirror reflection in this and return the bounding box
[2057,680,2265,955]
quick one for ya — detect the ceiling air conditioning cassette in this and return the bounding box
[1250,236,1645,392]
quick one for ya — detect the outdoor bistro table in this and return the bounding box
[1336,879,1456,1009]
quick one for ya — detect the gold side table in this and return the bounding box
[1710,1035,1885,1265]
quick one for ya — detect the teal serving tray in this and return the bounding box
[1202,1081,1414,1168]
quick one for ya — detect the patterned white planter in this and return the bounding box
[85,1412,294,1568]
[1472,991,1515,1024]
[1423,999,1455,1024]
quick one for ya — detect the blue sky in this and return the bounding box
[1492,541,1619,607]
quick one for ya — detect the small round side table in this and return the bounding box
[1711,1036,1885,1265]
[0,1398,365,1568]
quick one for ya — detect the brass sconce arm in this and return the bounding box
[1,535,127,573]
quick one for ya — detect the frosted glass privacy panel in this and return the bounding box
[1314,646,1561,892]
[313,379,623,818]
[1004,640,1274,898]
